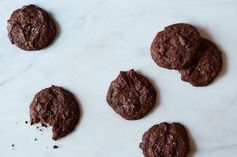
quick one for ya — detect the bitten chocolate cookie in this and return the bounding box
[140,122,190,157]
[7,4,56,51]
[30,86,80,140]
[106,69,157,120]
[151,23,201,69]
[179,38,223,86]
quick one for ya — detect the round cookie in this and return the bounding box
[106,69,157,120]
[151,23,201,69]
[140,122,190,157]
[30,86,80,140]
[179,38,223,86]
[7,4,56,51]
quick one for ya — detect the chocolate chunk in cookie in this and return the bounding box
[179,38,223,86]
[106,69,157,120]
[151,23,201,69]
[140,122,190,157]
[30,86,80,140]
[7,4,57,51]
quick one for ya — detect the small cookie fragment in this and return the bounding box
[151,23,201,70]
[106,69,157,120]
[140,122,190,157]
[7,4,57,51]
[30,86,80,140]
[179,38,223,86]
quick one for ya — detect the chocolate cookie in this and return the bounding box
[106,69,157,120]
[179,38,223,86]
[30,86,80,140]
[7,4,56,51]
[151,23,201,69]
[140,122,190,157]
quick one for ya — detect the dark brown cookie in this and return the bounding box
[30,86,80,140]
[179,38,223,86]
[140,122,190,157]
[106,69,157,120]
[7,4,56,51]
[151,23,201,69]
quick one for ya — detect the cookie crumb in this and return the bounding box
[41,123,47,128]
[11,144,15,150]
[25,121,28,124]
[53,145,59,149]
[34,138,37,141]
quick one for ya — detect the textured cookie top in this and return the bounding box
[7,4,56,51]
[30,86,80,140]
[106,69,157,120]
[140,122,190,157]
[179,38,223,86]
[151,23,201,69]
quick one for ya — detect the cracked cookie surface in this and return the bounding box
[7,4,56,51]
[140,122,190,157]
[179,38,223,86]
[30,86,80,140]
[151,23,201,69]
[106,69,157,120]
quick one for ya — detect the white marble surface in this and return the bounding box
[0,0,237,156]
